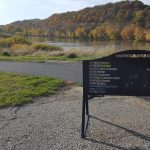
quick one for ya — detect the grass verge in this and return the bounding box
[0,55,96,62]
[0,72,63,108]
[0,36,117,62]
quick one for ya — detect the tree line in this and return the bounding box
[0,0,150,41]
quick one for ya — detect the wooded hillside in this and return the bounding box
[1,0,150,41]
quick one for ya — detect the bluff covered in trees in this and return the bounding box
[1,0,150,41]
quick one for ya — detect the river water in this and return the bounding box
[29,37,150,52]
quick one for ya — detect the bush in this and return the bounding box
[0,38,12,47]
[0,36,31,48]
[57,52,65,56]
[11,36,31,45]
[10,44,29,51]
[1,51,11,56]
[66,52,78,58]
[31,43,63,51]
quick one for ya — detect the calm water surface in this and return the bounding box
[28,37,150,52]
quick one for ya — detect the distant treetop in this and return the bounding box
[0,0,150,41]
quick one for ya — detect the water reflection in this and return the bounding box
[27,37,150,52]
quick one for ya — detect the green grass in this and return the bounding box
[0,55,96,62]
[0,72,63,108]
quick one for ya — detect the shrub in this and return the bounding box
[57,52,65,56]
[0,38,12,47]
[66,52,78,58]
[0,36,31,48]
[11,44,29,51]
[31,43,63,51]
[11,36,31,45]
[1,51,11,56]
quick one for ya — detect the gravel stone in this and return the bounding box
[0,86,149,150]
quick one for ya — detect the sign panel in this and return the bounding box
[83,50,150,96]
[82,50,150,138]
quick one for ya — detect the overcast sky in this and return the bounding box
[0,0,149,25]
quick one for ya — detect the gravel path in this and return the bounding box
[0,86,150,150]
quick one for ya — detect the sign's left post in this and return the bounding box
[81,61,89,138]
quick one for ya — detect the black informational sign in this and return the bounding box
[84,50,150,96]
[81,50,150,138]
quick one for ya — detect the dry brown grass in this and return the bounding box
[0,37,116,59]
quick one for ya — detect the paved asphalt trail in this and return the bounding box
[0,61,82,82]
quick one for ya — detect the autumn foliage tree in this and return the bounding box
[134,11,144,26]
[121,25,135,40]
[74,27,86,38]
[0,1,150,41]
[134,27,145,40]
[105,25,121,40]
[90,27,107,40]
[145,31,150,41]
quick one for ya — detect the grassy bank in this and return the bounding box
[0,51,114,62]
[0,55,96,62]
[0,36,116,62]
[0,72,63,108]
